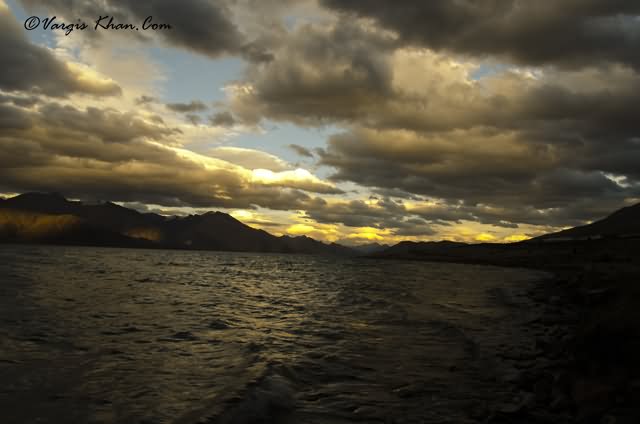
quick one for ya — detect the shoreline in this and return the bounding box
[375,255,640,423]
[483,270,583,423]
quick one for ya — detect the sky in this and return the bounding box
[1,0,639,245]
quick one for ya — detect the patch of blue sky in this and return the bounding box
[147,46,245,105]
[7,0,58,46]
[470,62,510,80]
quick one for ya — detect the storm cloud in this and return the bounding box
[1,3,121,97]
[225,15,640,229]
[321,0,640,69]
[0,98,341,210]
[19,0,249,58]
[166,100,208,113]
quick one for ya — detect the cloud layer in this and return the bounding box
[222,9,640,230]
[2,0,639,242]
[19,0,248,58]
[321,1,640,69]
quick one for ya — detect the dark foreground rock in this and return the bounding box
[482,266,640,424]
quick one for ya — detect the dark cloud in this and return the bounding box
[209,111,236,127]
[297,187,636,234]
[37,103,179,144]
[0,155,314,210]
[292,196,440,238]
[0,93,40,108]
[302,196,408,228]
[224,14,640,229]
[232,38,640,137]
[230,20,396,125]
[185,114,201,125]
[239,41,275,63]
[0,103,32,130]
[166,100,208,113]
[135,95,157,105]
[19,0,250,59]
[321,0,640,69]
[126,0,244,57]
[288,144,314,158]
[0,4,121,97]
[393,224,437,237]
[318,127,640,228]
[0,98,339,210]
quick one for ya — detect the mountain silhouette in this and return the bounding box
[371,202,640,268]
[533,203,640,241]
[0,193,354,255]
[347,242,390,254]
[374,240,469,258]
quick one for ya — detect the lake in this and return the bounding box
[0,245,547,423]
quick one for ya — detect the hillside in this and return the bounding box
[534,203,640,241]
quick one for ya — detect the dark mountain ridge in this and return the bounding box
[373,201,640,268]
[0,193,354,255]
[347,242,390,255]
[532,203,640,241]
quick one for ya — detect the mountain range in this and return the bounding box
[373,202,640,267]
[0,193,354,255]
[1,193,638,258]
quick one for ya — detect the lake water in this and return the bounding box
[0,245,547,424]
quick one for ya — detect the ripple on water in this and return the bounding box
[0,246,543,423]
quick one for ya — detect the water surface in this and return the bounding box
[0,245,546,423]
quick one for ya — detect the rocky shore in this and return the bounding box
[482,264,640,424]
[373,235,640,423]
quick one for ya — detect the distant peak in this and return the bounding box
[204,210,232,218]
[204,211,227,216]
[8,192,72,205]
[199,210,244,224]
[15,192,66,199]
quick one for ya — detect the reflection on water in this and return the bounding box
[0,245,545,423]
